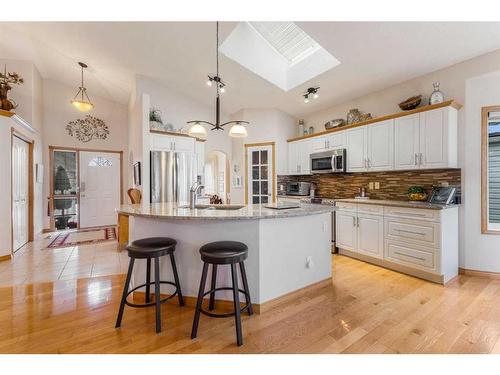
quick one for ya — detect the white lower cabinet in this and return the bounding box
[335,202,458,284]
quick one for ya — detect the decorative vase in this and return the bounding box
[0,83,17,111]
[309,126,314,135]
[298,119,305,136]
[429,82,444,105]
[346,108,362,124]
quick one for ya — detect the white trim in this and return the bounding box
[12,114,37,134]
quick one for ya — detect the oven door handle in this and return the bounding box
[331,154,337,172]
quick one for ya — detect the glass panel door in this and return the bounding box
[247,145,273,204]
[51,150,79,230]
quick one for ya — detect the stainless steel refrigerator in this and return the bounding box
[150,151,198,204]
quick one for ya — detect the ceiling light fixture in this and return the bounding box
[70,62,94,112]
[188,22,248,138]
[303,86,320,104]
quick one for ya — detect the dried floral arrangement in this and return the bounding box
[0,66,24,111]
[66,115,109,143]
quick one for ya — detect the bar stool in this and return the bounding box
[115,237,184,333]
[191,241,253,346]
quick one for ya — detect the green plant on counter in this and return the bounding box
[408,186,427,201]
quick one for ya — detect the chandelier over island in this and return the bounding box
[187,22,249,139]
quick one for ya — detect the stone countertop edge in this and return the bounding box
[117,203,336,221]
[334,198,460,210]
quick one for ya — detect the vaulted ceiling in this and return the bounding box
[1,22,500,117]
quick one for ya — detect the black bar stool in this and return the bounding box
[191,241,253,346]
[115,237,184,333]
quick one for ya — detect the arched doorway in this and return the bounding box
[204,150,230,203]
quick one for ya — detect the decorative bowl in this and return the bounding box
[408,186,428,201]
[325,118,345,130]
[399,95,422,111]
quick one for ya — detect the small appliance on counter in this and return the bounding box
[310,149,346,174]
[286,181,311,196]
[354,187,369,200]
[428,186,457,205]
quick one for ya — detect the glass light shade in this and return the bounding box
[304,97,310,103]
[220,86,225,93]
[228,123,248,138]
[71,99,94,112]
[188,123,208,138]
[313,93,319,99]
[206,79,213,86]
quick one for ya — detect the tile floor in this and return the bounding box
[0,232,128,286]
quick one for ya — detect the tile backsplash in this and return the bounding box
[278,169,461,201]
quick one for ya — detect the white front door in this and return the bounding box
[12,136,29,252]
[79,151,121,228]
[247,144,274,204]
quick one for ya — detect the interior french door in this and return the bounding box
[79,151,121,228]
[246,143,275,204]
[12,136,29,252]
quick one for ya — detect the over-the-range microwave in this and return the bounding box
[310,149,346,174]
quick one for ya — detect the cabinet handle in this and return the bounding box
[356,216,360,227]
[419,153,423,165]
[414,153,418,165]
[394,229,426,236]
[394,251,426,262]
[353,216,356,227]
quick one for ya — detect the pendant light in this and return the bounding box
[187,22,249,138]
[70,62,94,112]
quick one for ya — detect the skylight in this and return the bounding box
[248,22,320,65]
[219,22,340,92]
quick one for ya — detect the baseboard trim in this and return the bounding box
[41,228,51,234]
[0,254,12,262]
[459,267,500,280]
[133,277,333,315]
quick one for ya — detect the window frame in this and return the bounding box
[481,105,500,234]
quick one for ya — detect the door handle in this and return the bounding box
[80,182,86,193]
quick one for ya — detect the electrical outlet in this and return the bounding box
[306,256,314,269]
[375,182,380,190]
[369,182,374,190]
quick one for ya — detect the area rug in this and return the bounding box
[46,227,117,249]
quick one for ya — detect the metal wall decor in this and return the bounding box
[66,115,109,143]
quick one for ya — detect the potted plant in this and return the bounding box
[54,166,73,230]
[408,186,428,201]
[0,65,24,112]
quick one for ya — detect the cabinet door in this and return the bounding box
[419,108,448,169]
[394,114,420,170]
[346,127,367,172]
[357,214,384,258]
[288,142,299,175]
[299,140,312,175]
[327,131,346,149]
[367,119,394,171]
[151,134,174,151]
[172,136,195,152]
[336,211,357,251]
[310,136,329,152]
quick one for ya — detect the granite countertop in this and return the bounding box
[117,202,335,221]
[335,198,459,210]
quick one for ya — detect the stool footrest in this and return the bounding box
[199,287,252,318]
[125,281,180,308]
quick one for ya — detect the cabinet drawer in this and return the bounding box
[385,240,435,270]
[385,218,440,248]
[335,202,357,211]
[384,206,439,221]
[357,204,384,215]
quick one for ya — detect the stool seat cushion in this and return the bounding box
[127,237,177,258]
[199,241,248,264]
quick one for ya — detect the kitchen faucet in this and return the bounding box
[189,181,204,209]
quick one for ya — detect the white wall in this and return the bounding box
[303,48,500,272]
[42,79,128,228]
[463,71,500,272]
[230,108,297,204]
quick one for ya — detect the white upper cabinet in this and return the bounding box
[288,139,312,175]
[367,119,394,171]
[419,107,457,169]
[310,136,329,153]
[394,114,420,170]
[150,133,195,153]
[327,131,346,149]
[394,107,457,170]
[346,127,367,172]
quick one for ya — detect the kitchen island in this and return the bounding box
[117,203,335,312]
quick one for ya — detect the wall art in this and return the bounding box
[66,115,109,143]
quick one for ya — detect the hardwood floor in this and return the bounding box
[2,254,500,354]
